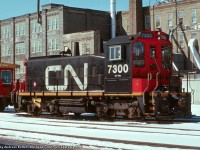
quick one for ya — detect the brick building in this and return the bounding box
[1,0,200,103]
[148,0,200,70]
[0,4,111,79]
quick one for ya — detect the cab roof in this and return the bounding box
[106,35,138,46]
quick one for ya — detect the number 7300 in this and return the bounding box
[107,64,129,74]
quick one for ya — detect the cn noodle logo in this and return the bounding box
[45,63,88,91]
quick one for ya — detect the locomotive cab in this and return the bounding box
[131,31,172,93]
[105,31,191,119]
[105,31,173,94]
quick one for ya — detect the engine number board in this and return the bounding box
[140,32,154,39]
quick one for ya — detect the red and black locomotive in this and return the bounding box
[12,30,191,119]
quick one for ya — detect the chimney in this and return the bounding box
[110,0,116,38]
[129,0,143,35]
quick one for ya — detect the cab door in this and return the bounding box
[148,44,160,79]
[160,44,172,87]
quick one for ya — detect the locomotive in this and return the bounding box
[0,62,19,112]
[13,30,192,119]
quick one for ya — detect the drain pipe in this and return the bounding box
[110,0,116,38]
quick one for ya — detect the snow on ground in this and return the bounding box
[0,104,200,150]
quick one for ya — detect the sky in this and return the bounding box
[0,0,157,20]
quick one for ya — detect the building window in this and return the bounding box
[133,42,145,67]
[191,9,196,24]
[162,45,171,68]
[31,20,42,33]
[48,38,60,51]
[167,13,173,27]
[15,23,25,36]
[15,61,24,74]
[1,25,11,38]
[1,44,11,56]
[191,33,197,39]
[178,10,184,20]
[155,15,161,28]
[47,16,59,31]
[31,41,42,53]
[179,33,184,48]
[126,20,129,32]
[15,43,25,54]
[145,15,150,30]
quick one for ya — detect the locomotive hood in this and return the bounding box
[106,35,138,46]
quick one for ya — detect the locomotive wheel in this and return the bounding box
[48,104,63,117]
[106,109,116,118]
[127,106,143,119]
[27,103,41,116]
[96,105,108,118]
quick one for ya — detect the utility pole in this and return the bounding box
[37,0,41,23]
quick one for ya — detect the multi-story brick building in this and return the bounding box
[0,4,111,79]
[145,0,200,71]
[0,1,144,80]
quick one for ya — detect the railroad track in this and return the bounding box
[0,127,200,150]
[1,113,200,149]
[1,118,200,137]
[15,111,200,123]
[0,128,200,149]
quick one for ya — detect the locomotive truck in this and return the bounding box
[12,30,191,119]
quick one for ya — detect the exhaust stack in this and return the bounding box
[110,0,116,38]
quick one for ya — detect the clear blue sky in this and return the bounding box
[0,0,157,20]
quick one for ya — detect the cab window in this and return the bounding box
[150,46,156,59]
[109,45,121,61]
[133,42,145,67]
[162,45,171,68]
[1,70,12,84]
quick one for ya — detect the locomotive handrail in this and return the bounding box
[142,73,152,105]
[186,72,195,104]
[152,72,160,102]
[10,79,20,103]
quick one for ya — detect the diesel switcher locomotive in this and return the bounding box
[12,30,191,119]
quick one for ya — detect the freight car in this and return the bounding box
[13,30,192,119]
[0,62,19,112]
